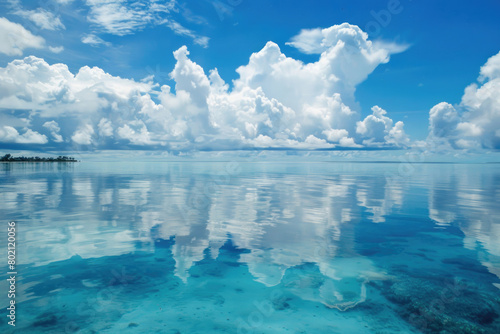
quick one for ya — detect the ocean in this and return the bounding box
[1,161,499,333]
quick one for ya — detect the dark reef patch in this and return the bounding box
[379,273,500,333]
[32,313,59,327]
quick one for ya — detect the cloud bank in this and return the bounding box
[428,51,500,150]
[0,23,409,150]
[0,23,414,151]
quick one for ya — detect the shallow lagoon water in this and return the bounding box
[0,161,499,333]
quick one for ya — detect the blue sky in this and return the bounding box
[1,0,500,153]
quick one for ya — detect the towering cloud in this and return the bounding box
[0,23,409,150]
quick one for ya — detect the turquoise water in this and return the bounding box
[1,161,499,333]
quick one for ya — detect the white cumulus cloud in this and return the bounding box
[427,50,500,150]
[43,121,64,143]
[0,23,410,151]
[0,17,45,56]
[71,124,95,145]
[0,126,48,144]
[357,106,409,147]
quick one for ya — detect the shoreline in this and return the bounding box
[1,154,78,163]
[0,160,78,163]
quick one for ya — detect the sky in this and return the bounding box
[0,0,500,154]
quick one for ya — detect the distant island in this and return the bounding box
[1,154,78,162]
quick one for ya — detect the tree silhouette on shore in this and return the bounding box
[0,154,78,162]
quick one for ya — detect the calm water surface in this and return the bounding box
[0,162,499,333]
